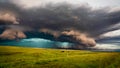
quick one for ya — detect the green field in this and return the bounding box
[0,46,120,68]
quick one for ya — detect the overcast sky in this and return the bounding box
[0,0,120,49]
[12,0,120,8]
[12,0,120,37]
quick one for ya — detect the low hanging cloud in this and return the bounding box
[0,29,26,40]
[0,0,120,48]
[0,11,19,25]
[62,30,96,47]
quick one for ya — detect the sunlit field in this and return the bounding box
[0,46,120,68]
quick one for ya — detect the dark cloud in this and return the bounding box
[0,1,120,48]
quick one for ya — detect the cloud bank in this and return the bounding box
[0,0,120,49]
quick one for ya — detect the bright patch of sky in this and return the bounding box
[101,29,120,38]
[94,43,120,50]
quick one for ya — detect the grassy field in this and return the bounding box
[0,46,120,68]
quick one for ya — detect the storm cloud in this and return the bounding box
[0,0,120,49]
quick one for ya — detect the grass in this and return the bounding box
[0,46,120,68]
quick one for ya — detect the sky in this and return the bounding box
[0,0,120,50]
[12,0,120,8]
[12,0,120,37]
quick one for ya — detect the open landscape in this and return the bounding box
[0,0,120,68]
[0,46,120,68]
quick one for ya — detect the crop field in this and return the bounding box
[0,46,120,68]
